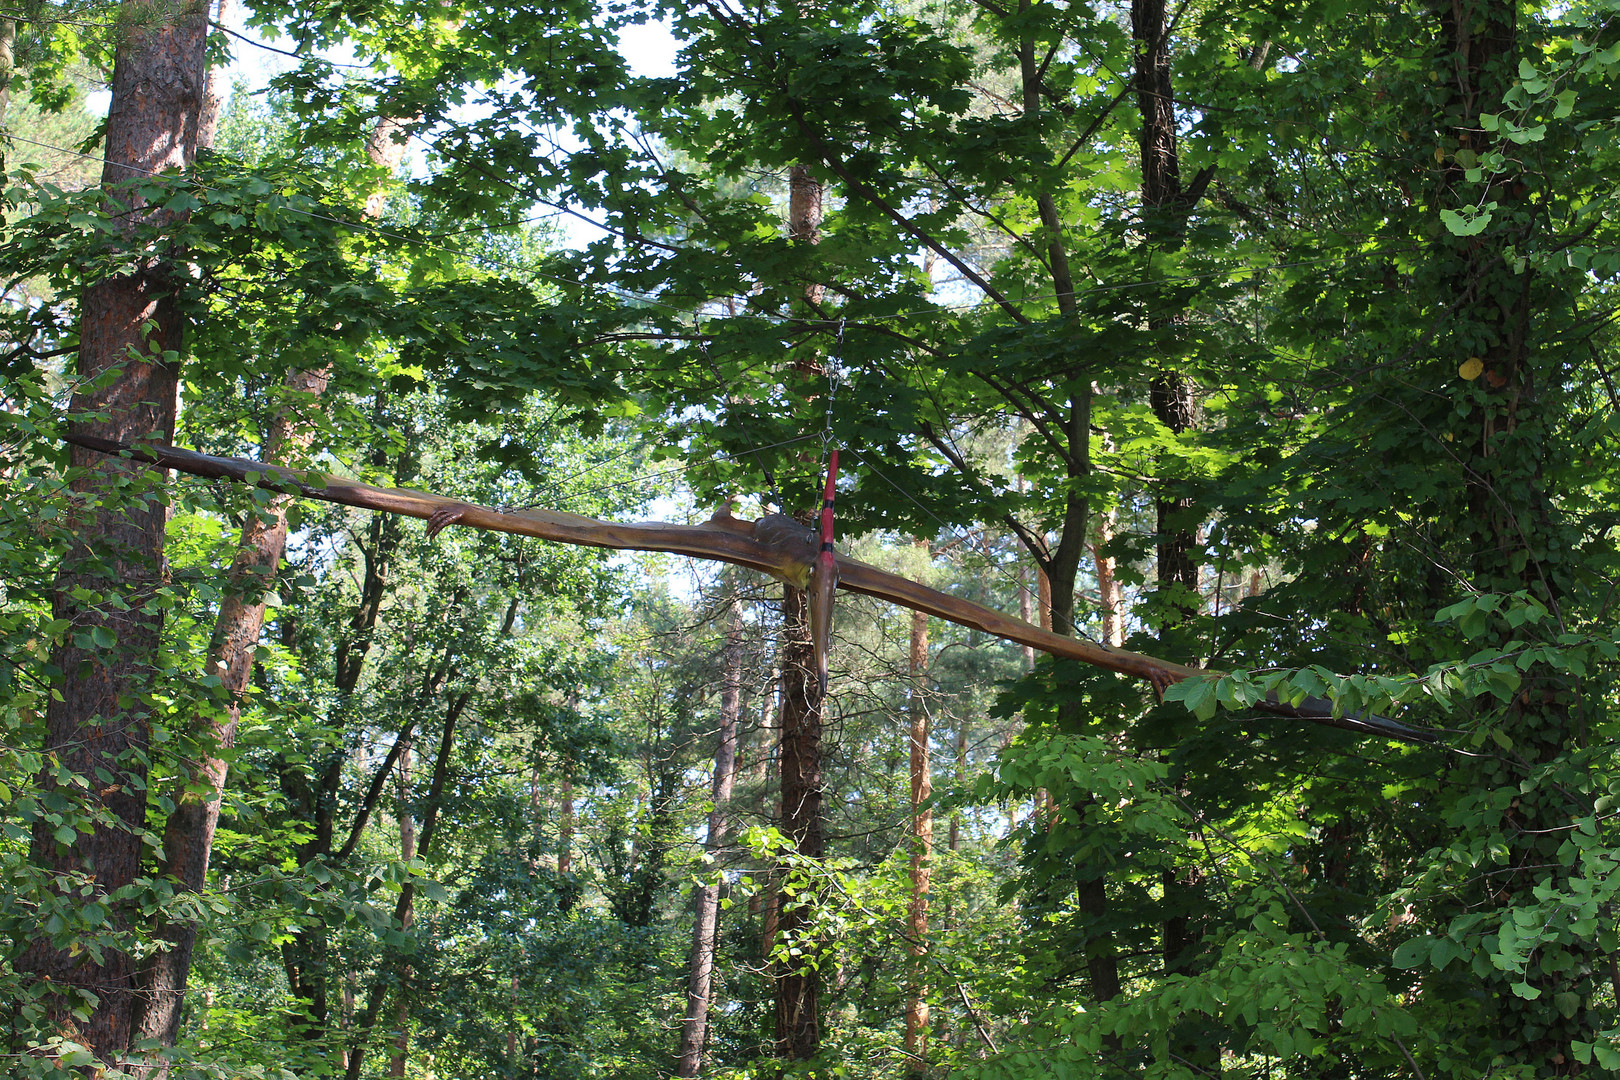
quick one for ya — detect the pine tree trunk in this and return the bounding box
[0,18,15,180]
[22,5,208,1065]
[676,600,744,1076]
[949,719,966,854]
[903,601,932,1075]
[773,581,824,1062]
[1094,509,1123,648]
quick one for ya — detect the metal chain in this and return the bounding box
[823,317,844,459]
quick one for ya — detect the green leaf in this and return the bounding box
[1440,208,1493,237]
[1392,936,1431,969]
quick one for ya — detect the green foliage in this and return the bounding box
[7,0,1620,1075]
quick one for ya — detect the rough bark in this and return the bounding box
[195,0,232,150]
[387,744,415,1078]
[949,717,965,854]
[773,580,825,1062]
[1133,0,1201,619]
[676,600,744,1077]
[1430,2,1601,1068]
[363,114,415,219]
[773,159,828,1066]
[22,3,208,1064]
[133,364,333,1053]
[903,601,932,1075]
[1130,3,1212,1069]
[1149,371,1198,610]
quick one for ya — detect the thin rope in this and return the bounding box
[844,446,1107,648]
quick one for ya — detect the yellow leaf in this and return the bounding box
[1459,357,1484,380]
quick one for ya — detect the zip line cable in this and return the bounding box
[0,131,1422,339]
[696,326,788,512]
[844,445,1107,648]
[547,433,818,510]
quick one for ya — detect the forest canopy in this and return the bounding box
[2,0,1620,1078]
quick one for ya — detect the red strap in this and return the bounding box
[819,449,838,550]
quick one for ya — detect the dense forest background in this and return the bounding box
[3,0,1620,1076]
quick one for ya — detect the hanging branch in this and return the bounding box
[63,433,1435,744]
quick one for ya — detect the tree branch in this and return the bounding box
[61,433,1437,745]
[787,110,1029,325]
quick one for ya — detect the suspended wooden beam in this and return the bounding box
[64,433,1436,744]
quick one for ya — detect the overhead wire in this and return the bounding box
[844,445,1107,647]
[1,132,701,318]
[5,128,1416,334]
[546,433,818,509]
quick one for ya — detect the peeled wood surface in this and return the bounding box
[64,434,1436,744]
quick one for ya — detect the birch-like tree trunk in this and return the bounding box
[675,599,744,1076]
[135,105,412,1055]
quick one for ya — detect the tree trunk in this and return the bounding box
[558,771,574,876]
[1133,0,1201,619]
[903,601,932,1075]
[1094,509,1123,648]
[119,0,236,1052]
[948,718,965,854]
[22,4,208,1065]
[0,18,15,180]
[676,599,744,1077]
[137,107,410,1055]
[1017,0,1111,969]
[773,161,828,1066]
[1429,2,1601,1068]
[388,744,415,1078]
[773,581,825,1063]
[1130,4,1211,1069]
